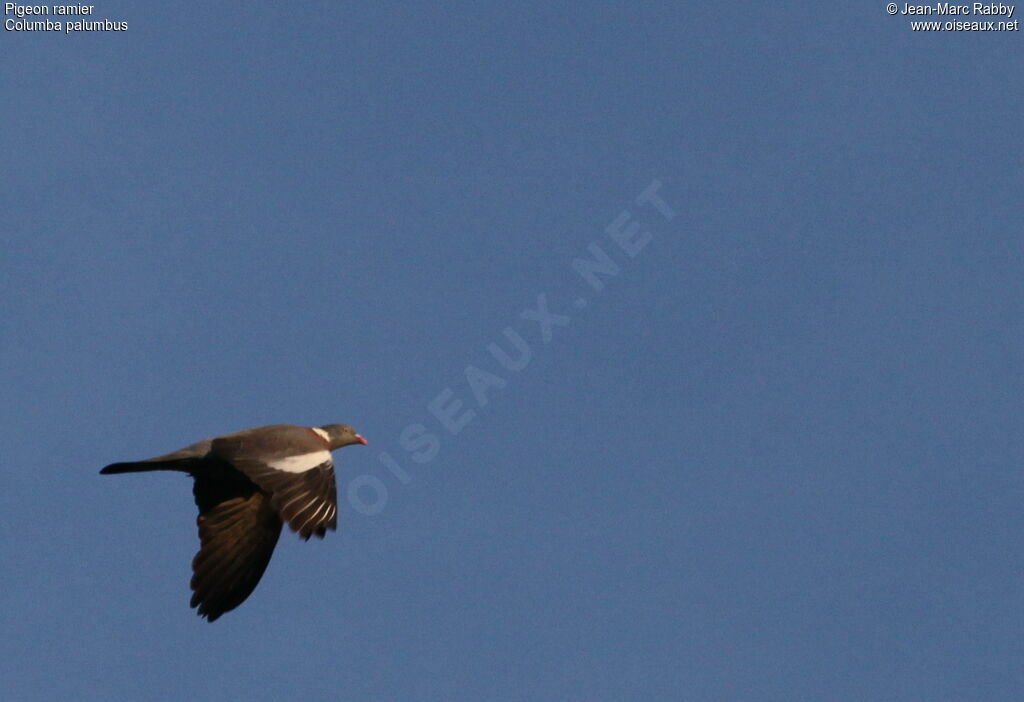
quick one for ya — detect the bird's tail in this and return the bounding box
[100,459,196,475]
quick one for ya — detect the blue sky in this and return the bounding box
[2,2,1022,700]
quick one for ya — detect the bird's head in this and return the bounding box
[319,424,369,450]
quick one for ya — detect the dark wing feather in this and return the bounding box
[190,472,283,622]
[230,458,338,540]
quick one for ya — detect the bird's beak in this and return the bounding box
[355,435,368,445]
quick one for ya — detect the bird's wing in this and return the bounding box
[190,475,283,622]
[228,455,338,539]
[205,432,336,539]
[209,431,339,539]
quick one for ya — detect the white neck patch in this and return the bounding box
[311,427,331,442]
[268,450,330,474]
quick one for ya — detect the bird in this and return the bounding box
[100,423,368,621]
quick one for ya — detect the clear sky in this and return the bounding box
[2,2,1022,700]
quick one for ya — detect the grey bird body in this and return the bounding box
[101,423,367,621]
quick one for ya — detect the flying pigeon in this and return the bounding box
[101,423,368,621]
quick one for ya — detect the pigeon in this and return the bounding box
[101,423,368,621]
